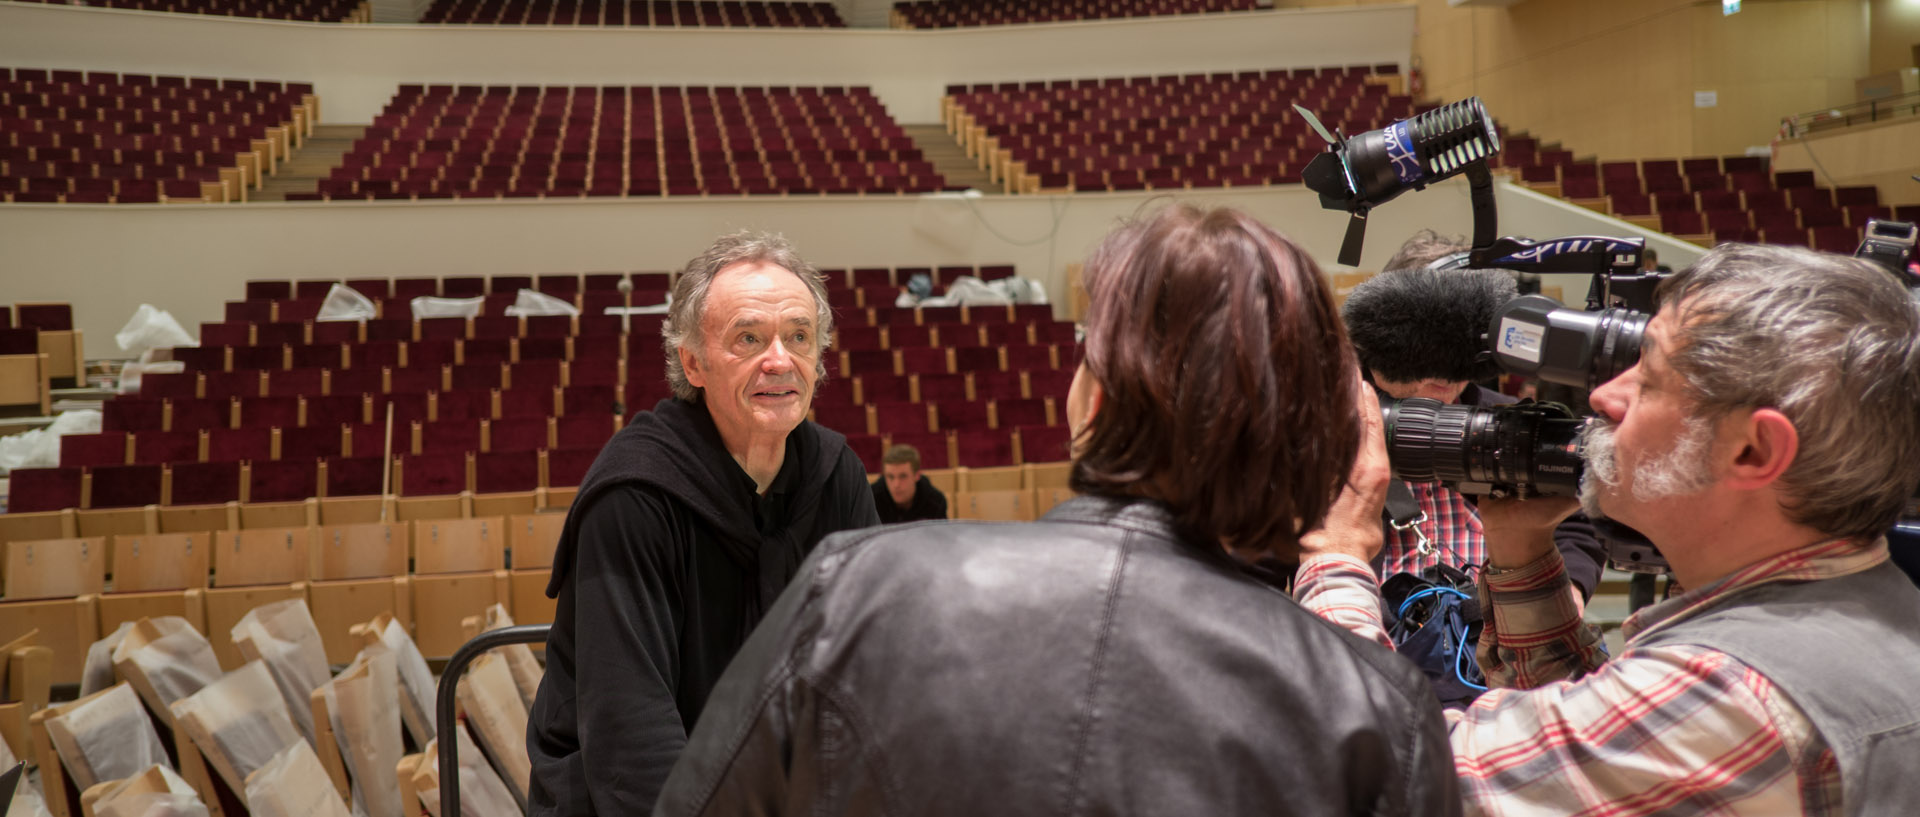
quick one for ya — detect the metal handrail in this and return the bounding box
[1781,90,1920,138]
[437,623,551,817]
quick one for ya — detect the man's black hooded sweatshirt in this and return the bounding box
[526,397,878,816]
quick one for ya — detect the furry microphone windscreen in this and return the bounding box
[1341,267,1520,384]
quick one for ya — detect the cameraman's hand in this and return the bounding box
[1476,495,1581,569]
[1299,367,1389,564]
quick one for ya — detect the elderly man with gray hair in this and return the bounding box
[526,231,879,816]
[1302,243,1920,815]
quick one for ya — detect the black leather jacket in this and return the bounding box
[655,496,1461,817]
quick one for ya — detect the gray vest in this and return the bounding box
[1636,560,1920,815]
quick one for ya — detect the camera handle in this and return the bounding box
[1337,161,1497,269]
[1465,161,1498,257]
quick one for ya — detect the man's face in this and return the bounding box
[881,462,918,506]
[681,261,820,445]
[1372,376,1470,404]
[1578,307,1720,528]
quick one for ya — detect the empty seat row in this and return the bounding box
[423,0,843,26]
[11,449,601,513]
[945,67,1414,192]
[12,420,1072,514]
[166,337,622,372]
[838,425,1070,472]
[291,84,944,201]
[6,0,363,22]
[894,0,1257,28]
[102,387,620,432]
[198,315,631,348]
[243,271,671,301]
[2,67,317,203]
[1500,136,1913,254]
[141,359,618,396]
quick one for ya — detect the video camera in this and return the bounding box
[1301,97,1664,568]
[1305,98,1920,571]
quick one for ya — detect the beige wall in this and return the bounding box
[1287,0,1871,161]
[1689,0,1867,157]
[1869,0,1920,75]
[0,183,1701,356]
[0,2,1414,125]
[1773,116,1920,205]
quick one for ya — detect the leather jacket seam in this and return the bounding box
[1059,526,1134,816]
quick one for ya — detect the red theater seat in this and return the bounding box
[91,464,163,508]
[250,460,318,503]
[8,467,83,512]
[169,461,241,506]
[61,433,129,468]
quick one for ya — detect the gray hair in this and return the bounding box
[1383,229,1468,272]
[1658,243,1920,541]
[662,230,835,402]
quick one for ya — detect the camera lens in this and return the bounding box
[1382,397,1589,498]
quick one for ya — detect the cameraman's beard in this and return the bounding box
[1578,416,1716,520]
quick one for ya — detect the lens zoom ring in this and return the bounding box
[1427,404,1474,485]
[1386,398,1443,483]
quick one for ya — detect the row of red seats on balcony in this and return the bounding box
[896,0,1257,28]
[422,0,844,26]
[7,0,358,21]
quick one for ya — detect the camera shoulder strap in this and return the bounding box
[1383,480,1433,558]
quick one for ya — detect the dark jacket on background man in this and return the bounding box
[654,495,1462,817]
[870,474,947,523]
[526,397,879,816]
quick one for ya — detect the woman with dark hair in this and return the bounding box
[654,204,1459,817]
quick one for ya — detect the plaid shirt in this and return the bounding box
[1383,482,1485,578]
[1296,538,1885,816]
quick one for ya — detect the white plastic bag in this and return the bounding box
[43,684,173,790]
[0,408,102,476]
[372,615,436,747]
[409,297,483,320]
[408,730,519,817]
[113,617,223,721]
[502,289,578,317]
[168,661,304,807]
[324,643,404,817]
[942,276,1013,306]
[232,599,331,745]
[80,622,134,698]
[94,794,208,817]
[243,741,351,817]
[117,356,185,395]
[316,285,377,323]
[990,276,1049,305]
[114,305,195,356]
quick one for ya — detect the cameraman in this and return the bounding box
[1302,243,1920,815]
[1340,253,1606,603]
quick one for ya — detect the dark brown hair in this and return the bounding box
[1070,204,1362,558]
